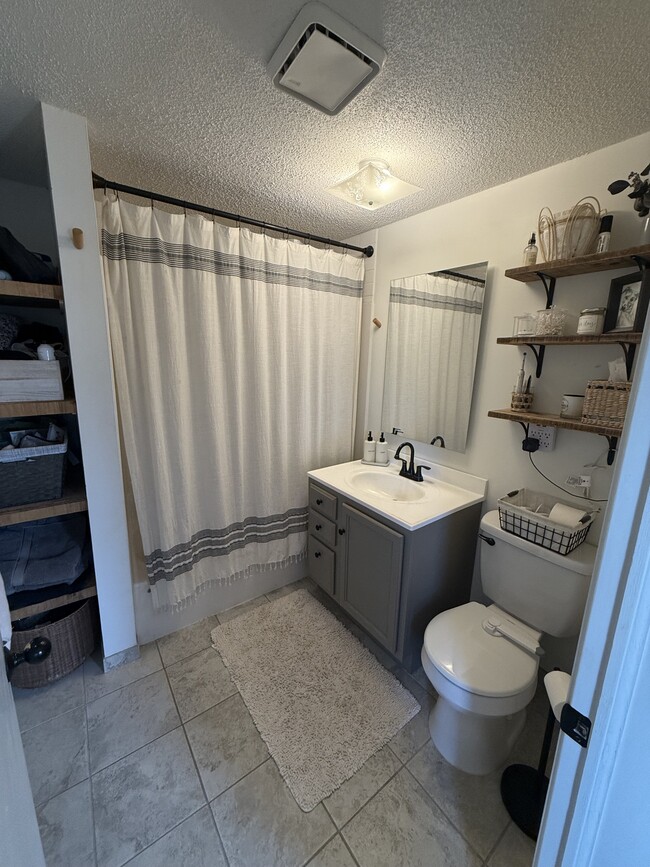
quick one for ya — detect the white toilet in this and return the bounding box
[421,509,596,775]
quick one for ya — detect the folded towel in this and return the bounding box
[0,568,11,649]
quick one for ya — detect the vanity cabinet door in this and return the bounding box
[338,503,404,653]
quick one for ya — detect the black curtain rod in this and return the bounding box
[92,172,374,258]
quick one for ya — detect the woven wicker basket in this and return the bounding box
[581,380,631,426]
[0,430,67,508]
[10,599,97,688]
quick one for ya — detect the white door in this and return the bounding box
[0,660,46,865]
[535,316,650,864]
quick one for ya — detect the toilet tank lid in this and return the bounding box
[480,510,597,576]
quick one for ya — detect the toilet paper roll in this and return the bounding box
[544,670,571,723]
[548,503,589,528]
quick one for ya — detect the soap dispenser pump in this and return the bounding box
[376,432,388,464]
[363,431,376,463]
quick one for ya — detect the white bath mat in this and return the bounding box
[211,589,420,811]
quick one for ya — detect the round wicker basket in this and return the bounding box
[10,599,97,688]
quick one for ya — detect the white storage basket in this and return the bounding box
[497,488,596,555]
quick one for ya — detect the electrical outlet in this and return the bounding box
[528,424,557,451]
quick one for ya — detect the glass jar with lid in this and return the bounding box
[577,307,606,336]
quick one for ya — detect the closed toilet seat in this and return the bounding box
[422,601,539,717]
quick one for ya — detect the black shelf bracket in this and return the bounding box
[604,435,618,466]
[618,342,637,379]
[535,273,557,308]
[631,255,650,273]
[524,343,546,378]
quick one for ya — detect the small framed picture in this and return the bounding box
[604,271,650,334]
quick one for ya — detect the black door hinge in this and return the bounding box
[560,703,591,748]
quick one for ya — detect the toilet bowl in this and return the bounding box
[422,601,538,774]
[420,509,596,775]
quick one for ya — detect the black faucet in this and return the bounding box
[430,435,446,448]
[394,441,431,482]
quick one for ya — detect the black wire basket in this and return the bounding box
[497,489,596,556]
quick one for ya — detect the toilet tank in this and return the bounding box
[479,510,596,637]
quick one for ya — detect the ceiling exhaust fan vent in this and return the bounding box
[267,2,386,116]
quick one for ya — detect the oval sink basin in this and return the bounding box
[348,470,427,502]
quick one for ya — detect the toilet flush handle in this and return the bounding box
[479,533,495,546]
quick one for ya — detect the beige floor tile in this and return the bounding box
[37,779,95,867]
[407,739,510,859]
[84,643,162,703]
[212,759,335,867]
[323,745,401,828]
[342,768,481,867]
[166,646,237,721]
[23,706,88,806]
[157,616,219,667]
[87,670,179,772]
[185,692,268,799]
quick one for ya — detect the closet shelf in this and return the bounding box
[0,477,87,527]
[487,408,622,437]
[504,244,650,283]
[0,280,63,302]
[0,394,76,418]
[9,570,97,620]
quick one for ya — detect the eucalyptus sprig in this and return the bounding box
[608,164,650,218]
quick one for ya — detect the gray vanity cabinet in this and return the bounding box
[307,479,482,671]
[338,504,404,652]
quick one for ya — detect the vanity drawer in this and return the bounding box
[309,483,337,521]
[308,510,337,548]
[308,536,335,596]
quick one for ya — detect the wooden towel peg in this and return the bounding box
[372,317,382,328]
[72,228,84,250]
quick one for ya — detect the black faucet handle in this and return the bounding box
[415,464,431,482]
[396,457,409,477]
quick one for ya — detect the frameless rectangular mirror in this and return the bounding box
[381,262,487,453]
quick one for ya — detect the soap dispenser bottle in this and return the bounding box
[363,431,376,463]
[375,432,388,464]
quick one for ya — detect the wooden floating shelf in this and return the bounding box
[0,280,63,302]
[0,479,87,528]
[497,333,643,347]
[488,408,622,438]
[505,244,650,283]
[9,571,96,621]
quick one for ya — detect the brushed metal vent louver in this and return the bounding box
[267,2,386,115]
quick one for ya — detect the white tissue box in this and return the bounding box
[0,360,64,402]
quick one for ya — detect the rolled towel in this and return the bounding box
[548,502,589,528]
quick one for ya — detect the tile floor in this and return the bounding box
[14,577,549,867]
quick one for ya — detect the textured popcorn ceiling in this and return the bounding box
[1,0,649,239]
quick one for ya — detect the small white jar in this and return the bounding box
[577,308,606,336]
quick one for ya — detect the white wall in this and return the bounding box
[349,130,650,670]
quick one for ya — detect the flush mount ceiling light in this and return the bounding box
[326,160,422,211]
[267,2,386,115]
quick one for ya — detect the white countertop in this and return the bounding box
[308,459,487,530]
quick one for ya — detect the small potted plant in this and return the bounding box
[608,164,650,244]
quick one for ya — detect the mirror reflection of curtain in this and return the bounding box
[382,271,484,452]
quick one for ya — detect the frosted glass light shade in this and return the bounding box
[327,160,421,211]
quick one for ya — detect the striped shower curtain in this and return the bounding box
[99,197,364,610]
[382,271,484,451]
